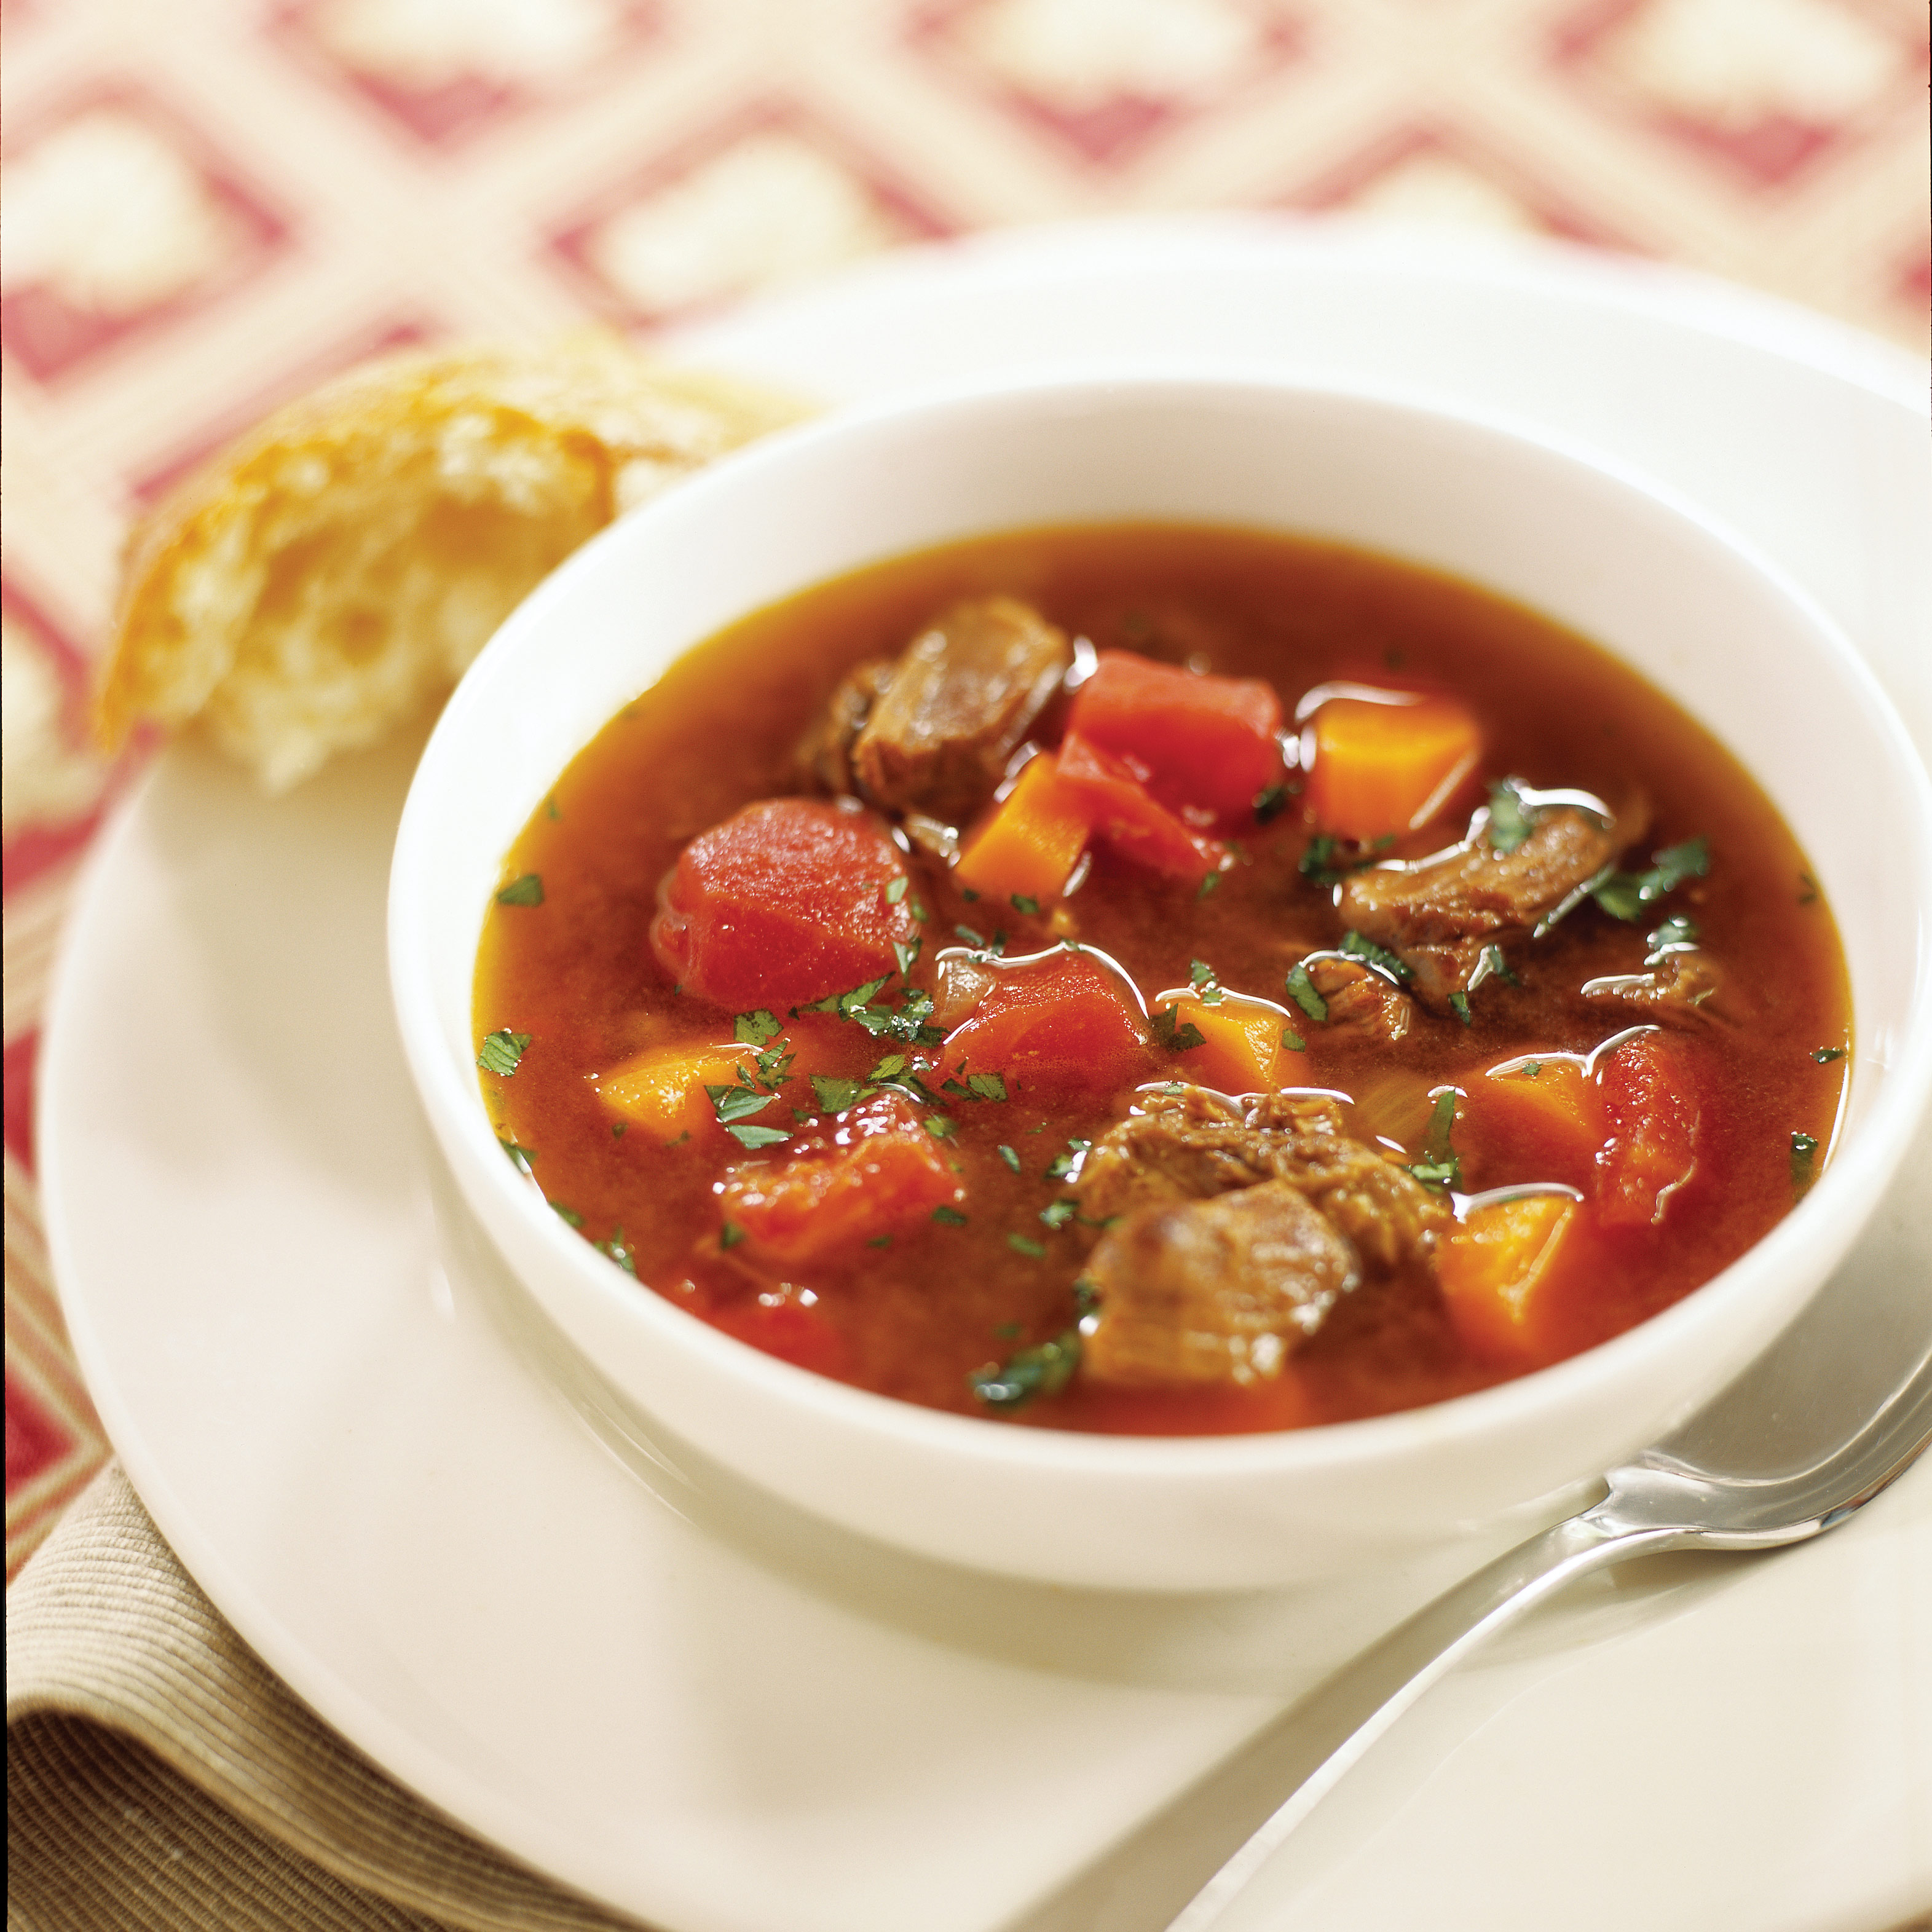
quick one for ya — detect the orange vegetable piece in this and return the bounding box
[1159,992,1290,1094]
[1304,692,1481,842]
[1597,1032,1700,1228]
[598,1040,766,1143]
[940,951,1151,1102]
[1058,733,1226,880]
[1067,650,1283,825]
[1467,1059,1605,1193]
[955,752,1094,902]
[1438,1194,1578,1363]
[716,1094,960,1266]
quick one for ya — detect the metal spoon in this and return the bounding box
[1016,1228,1932,1932]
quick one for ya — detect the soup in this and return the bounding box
[471,524,1848,1435]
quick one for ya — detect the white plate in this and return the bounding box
[40,217,1932,1932]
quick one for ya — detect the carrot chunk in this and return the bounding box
[1438,1194,1578,1363]
[1066,650,1283,825]
[940,951,1151,1102]
[1466,1059,1605,1195]
[1304,692,1482,842]
[1058,733,1226,879]
[597,1040,765,1143]
[1597,1032,1700,1228]
[717,1094,960,1266]
[1158,992,1288,1094]
[954,751,1093,902]
[651,798,916,1010]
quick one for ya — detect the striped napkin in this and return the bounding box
[7,1464,647,1932]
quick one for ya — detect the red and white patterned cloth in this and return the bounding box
[4,0,1928,1579]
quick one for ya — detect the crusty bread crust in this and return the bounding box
[97,333,808,791]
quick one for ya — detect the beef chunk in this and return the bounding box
[848,596,1072,824]
[1076,1084,1448,1270]
[1336,806,1623,1006]
[1243,1090,1450,1269]
[1304,955,1413,1044]
[1583,950,1724,1017]
[797,659,893,795]
[1081,1180,1360,1387]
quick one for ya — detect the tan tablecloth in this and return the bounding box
[8,1463,647,1931]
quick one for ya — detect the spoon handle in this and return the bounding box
[1157,1509,1686,1931]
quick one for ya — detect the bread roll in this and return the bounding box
[96,333,808,792]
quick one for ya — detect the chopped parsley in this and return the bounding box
[498,1137,535,1173]
[1340,929,1412,981]
[1298,834,1371,888]
[1812,1046,1847,1064]
[1798,872,1819,905]
[734,1009,783,1047]
[894,938,921,976]
[1010,893,1039,915]
[810,1074,865,1113]
[795,974,944,1046]
[911,901,931,923]
[1486,778,1537,854]
[610,1121,626,1139]
[925,1116,958,1141]
[969,1331,1079,1409]
[1646,915,1699,954]
[1188,958,1224,1004]
[478,1030,530,1076]
[966,1072,1009,1102]
[1480,944,1521,987]
[1151,1006,1208,1053]
[551,1203,583,1229]
[870,1052,908,1079]
[601,1230,635,1274]
[1285,963,1328,1023]
[1044,1142,1087,1180]
[885,875,909,904]
[1253,781,1289,824]
[932,1204,968,1226]
[719,1220,747,1250]
[724,1124,790,1151]
[1790,1130,1820,1195]
[1408,1090,1463,1190]
[706,1080,777,1126]
[1448,992,1472,1025]
[1592,837,1710,921]
[998,1144,1022,1173]
[868,1234,893,1248]
[1282,1027,1306,1052]
[495,873,544,907]
[1007,1233,1047,1258]
[956,925,986,946]
[1196,870,1221,900]
[1039,1199,1079,1229]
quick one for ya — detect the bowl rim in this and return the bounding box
[390,362,1932,1480]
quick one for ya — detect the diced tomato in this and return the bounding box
[1158,992,1289,1094]
[716,1093,960,1266]
[939,951,1151,1101]
[1304,692,1482,842]
[1066,650,1283,825]
[954,751,1093,902]
[1596,1031,1699,1228]
[1058,733,1226,878]
[1438,1194,1579,1363]
[652,798,917,1010]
